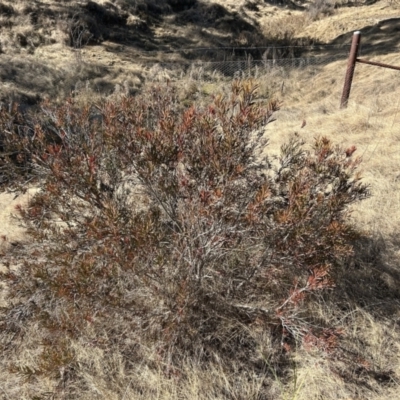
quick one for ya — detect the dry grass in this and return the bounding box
[253,42,400,400]
[269,52,400,236]
[1,0,400,399]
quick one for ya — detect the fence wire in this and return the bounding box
[142,53,350,82]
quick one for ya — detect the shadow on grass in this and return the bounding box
[329,18,400,58]
[336,234,400,319]
[308,233,400,390]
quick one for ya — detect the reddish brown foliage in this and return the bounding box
[0,81,368,380]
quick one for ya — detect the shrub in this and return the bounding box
[308,0,335,20]
[0,81,368,388]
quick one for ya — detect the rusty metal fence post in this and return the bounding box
[340,31,361,109]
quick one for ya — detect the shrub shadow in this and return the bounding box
[334,233,400,320]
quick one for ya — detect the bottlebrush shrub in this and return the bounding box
[0,81,369,381]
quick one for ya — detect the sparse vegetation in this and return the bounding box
[0,1,400,399]
[307,0,335,21]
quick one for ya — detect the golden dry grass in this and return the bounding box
[256,35,400,400]
[268,53,400,236]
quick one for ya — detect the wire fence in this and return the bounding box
[142,52,350,83]
[131,28,400,86]
[133,43,400,161]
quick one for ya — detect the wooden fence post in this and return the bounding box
[340,31,361,109]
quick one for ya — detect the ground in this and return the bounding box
[1,0,400,399]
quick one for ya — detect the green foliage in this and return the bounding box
[0,80,368,383]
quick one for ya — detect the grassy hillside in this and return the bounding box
[1,1,400,399]
[0,0,396,104]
